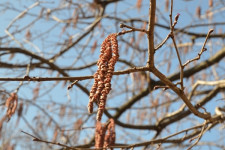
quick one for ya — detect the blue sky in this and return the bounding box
[0,0,225,150]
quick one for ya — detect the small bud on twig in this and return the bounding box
[174,13,180,22]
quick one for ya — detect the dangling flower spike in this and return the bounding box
[88,33,119,121]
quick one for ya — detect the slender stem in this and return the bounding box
[147,0,156,67]
[169,0,173,28]
[154,34,170,50]
[171,35,184,90]
[0,67,149,82]
[119,23,147,33]
[187,122,208,150]
[183,29,214,67]
[169,0,184,90]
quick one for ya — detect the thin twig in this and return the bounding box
[67,80,79,90]
[170,13,184,90]
[0,66,149,82]
[5,2,40,47]
[117,29,134,36]
[119,23,147,33]
[15,60,32,93]
[6,2,40,30]
[153,85,169,90]
[187,122,208,150]
[166,0,185,91]
[193,80,225,87]
[21,130,77,150]
[183,29,214,67]
[111,124,205,149]
[154,33,171,50]
[50,6,105,61]
[189,79,225,100]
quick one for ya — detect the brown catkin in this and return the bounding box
[104,119,115,149]
[88,33,119,121]
[196,6,201,19]
[95,121,107,148]
[209,0,213,7]
[165,0,169,12]
[95,119,116,149]
[5,92,18,120]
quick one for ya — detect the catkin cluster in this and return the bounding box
[95,119,115,149]
[88,33,119,121]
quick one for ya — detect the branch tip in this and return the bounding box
[175,13,180,22]
[209,29,214,34]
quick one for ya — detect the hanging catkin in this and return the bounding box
[95,119,115,149]
[88,33,119,121]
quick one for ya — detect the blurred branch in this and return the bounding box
[21,131,77,150]
[50,3,106,61]
[187,122,208,150]
[1,46,224,82]
[0,66,149,82]
[168,46,225,81]
[108,117,224,149]
[106,16,225,38]
[0,47,89,95]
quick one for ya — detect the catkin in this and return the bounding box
[95,119,115,149]
[104,119,115,149]
[5,92,18,120]
[88,33,119,121]
[95,121,107,148]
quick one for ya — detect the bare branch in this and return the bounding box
[147,0,156,67]
[183,29,214,67]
